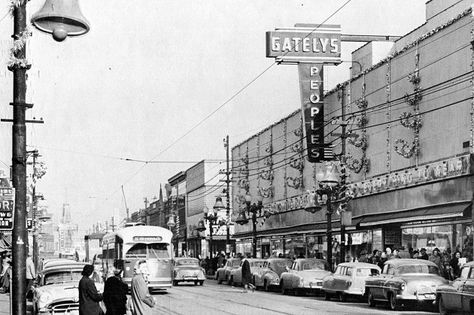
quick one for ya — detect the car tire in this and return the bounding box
[324,291,331,301]
[389,293,399,311]
[194,281,198,285]
[199,281,204,286]
[217,276,222,285]
[229,277,233,286]
[367,289,376,307]
[172,280,178,286]
[338,292,347,302]
[438,296,450,315]
[280,281,287,295]
[264,280,269,292]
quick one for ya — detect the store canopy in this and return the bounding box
[355,202,471,227]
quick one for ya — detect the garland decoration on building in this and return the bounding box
[346,79,370,174]
[285,176,303,190]
[286,118,305,190]
[258,129,274,201]
[395,45,423,159]
[8,26,31,70]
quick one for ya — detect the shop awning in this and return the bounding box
[354,201,471,227]
[0,235,11,252]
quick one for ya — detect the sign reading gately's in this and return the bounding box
[266,25,341,163]
[265,25,342,63]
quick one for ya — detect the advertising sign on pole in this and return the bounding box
[0,187,15,230]
[266,24,341,162]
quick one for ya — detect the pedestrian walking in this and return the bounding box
[378,252,387,269]
[241,255,255,293]
[450,251,463,279]
[0,256,11,293]
[130,260,156,315]
[429,248,443,271]
[419,248,429,260]
[103,266,128,315]
[78,264,104,315]
[26,252,36,299]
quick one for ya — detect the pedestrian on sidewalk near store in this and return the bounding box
[378,252,387,269]
[0,256,11,294]
[450,251,463,279]
[26,251,36,299]
[131,260,155,315]
[358,250,368,262]
[78,264,103,315]
[103,266,128,315]
[370,250,381,265]
[429,248,443,271]
[419,248,429,260]
[241,255,254,293]
[390,249,401,259]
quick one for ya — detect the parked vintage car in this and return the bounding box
[322,262,381,301]
[279,258,331,295]
[436,261,474,314]
[172,257,206,286]
[32,262,104,315]
[229,259,266,286]
[216,258,241,284]
[253,258,293,291]
[365,258,448,311]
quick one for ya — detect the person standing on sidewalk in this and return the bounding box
[26,252,35,299]
[79,264,103,315]
[241,255,255,293]
[103,266,128,315]
[131,260,155,315]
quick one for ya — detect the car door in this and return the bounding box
[444,266,469,311]
[461,266,474,312]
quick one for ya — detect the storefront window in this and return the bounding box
[401,223,473,262]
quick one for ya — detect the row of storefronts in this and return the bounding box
[231,0,474,264]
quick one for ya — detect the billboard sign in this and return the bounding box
[266,25,341,64]
[0,187,14,230]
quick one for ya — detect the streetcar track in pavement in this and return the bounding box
[174,284,295,315]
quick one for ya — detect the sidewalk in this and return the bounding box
[0,292,10,315]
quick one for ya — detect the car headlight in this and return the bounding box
[38,292,52,306]
[400,282,406,291]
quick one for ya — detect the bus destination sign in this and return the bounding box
[133,236,162,242]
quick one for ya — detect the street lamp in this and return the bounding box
[197,205,219,259]
[305,163,341,270]
[9,1,89,314]
[235,193,263,258]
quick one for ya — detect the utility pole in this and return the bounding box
[29,150,40,272]
[340,89,347,264]
[11,1,28,314]
[224,135,231,254]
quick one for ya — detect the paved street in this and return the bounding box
[0,279,440,314]
[148,279,436,315]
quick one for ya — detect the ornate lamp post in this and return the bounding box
[197,205,219,259]
[304,163,341,270]
[167,214,176,255]
[235,193,263,258]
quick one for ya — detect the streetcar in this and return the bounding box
[102,225,173,290]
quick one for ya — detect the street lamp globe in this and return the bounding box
[213,196,225,210]
[167,215,176,229]
[31,0,90,42]
[320,163,340,188]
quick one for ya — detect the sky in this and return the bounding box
[0,0,427,232]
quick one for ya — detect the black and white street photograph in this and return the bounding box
[0,0,474,314]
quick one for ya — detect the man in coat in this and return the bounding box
[131,260,155,315]
[78,264,103,315]
[103,266,128,315]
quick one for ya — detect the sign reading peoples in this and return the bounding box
[266,24,341,162]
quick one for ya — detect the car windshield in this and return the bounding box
[250,260,265,267]
[126,243,169,259]
[177,259,199,266]
[44,270,82,285]
[356,268,380,276]
[269,260,292,274]
[301,260,327,271]
[229,260,241,267]
[397,264,439,275]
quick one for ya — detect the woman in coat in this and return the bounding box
[241,257,254,293]
[103,267,128,315]
[78,264,103,315]
[131,260,155,315]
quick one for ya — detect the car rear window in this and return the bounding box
[397,264,439,275]
[356,268,379,276]
[177,259,199,266]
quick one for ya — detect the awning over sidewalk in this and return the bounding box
[354,201,471,227]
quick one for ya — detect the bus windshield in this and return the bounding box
[126,243,169,259]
